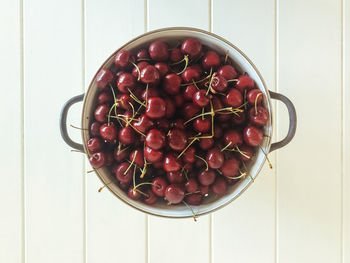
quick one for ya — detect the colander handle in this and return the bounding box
[60,94,85,151]
[268,91,297,152]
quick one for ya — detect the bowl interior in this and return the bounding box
[82,28,272,218]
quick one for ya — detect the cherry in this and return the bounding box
[165,184,185,204]
[118,94,133,110]
[136,48,150,60]
[97,92,113,105]
[104,151,114,166]
[133,114,154,133]
[89,152,105,168]
[249,106,269,127]
[167,171,184,184]
[182,146,195,163]
[181,66,201,83]
[132,61,149,78]
[198,169,216,186]
[232,111,247,125]
[193,117,211,133]
[172,119,185,130]
[206,148,224,169]
[114,50,132,68]
[163,154,182,172]
[181,38,202,58]
[87,137,103,153]
[100,123,117,143]
[199,185,209,195]
[211,75,228,92]
[185,178,198,193]
[114,162,133,183]
[170,48,183,62]
[90,121,101,137]
[237,145,254,161]
[94,104,109,123]
[217,65,237,80]
[167,128,187,151]
[199,137,214,150]
[193,89,210,107]
[96,68,114,90]
[247,89,263,105]
[174,94,185,107]
[164,98,176,118]
[143,188,158,205]
[118,126,135,145]
[128,186,141,200]
[144,146,163,163]
[152,177,168,197]
[141,87,159,101]
[224,129,243,146]
[163,73,182,95]
[185,193,203,205]
[154,62,169,77]
[117,73,136,93]
[236,75,255,93]
[156,118,170,131]
[129,149,144,167]
[224,88,243,107]
[243,125,263,146]
[119,181,130,191]
[146,97,166,119]
[148,40,169,61]
[202,51,220,69]
[183,85,197,101]
[183,103,200,119]
[213,125,223,139]
[145,129,165,150]
[221,158,239,177]
[211,177,227,195]
[140,65,160,84]
[113,146,129,162]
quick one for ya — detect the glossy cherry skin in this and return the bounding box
[193,117,211,133]
[224,88,243,107]
[211,75,228,92]
[148,40,169,61]
[118,126,135,145]
[89,152,105,168]
[167,171,184,184]
[94,104,109,123]
[90,121,101,137]
[198,169,216,186]
[183,85,197,101]
[100,123,117,143]
[97,92,113,105]
[118,94,133,110]
[96,68,114,90]
[140,65,160,84]
[154,62,169,77]
[185,193,203,205]
[164,98,176,118]
[152,177,168,197]
[243,125,263,146]
[114,50,132,68]
[146,97,166,119]
[136,48,150,60]
[181,66,201,83]
[183,146,195,163]
[185,178,198,193]
[199,137,214,150]
[165,184,185,204]
[217,65,237,80]
[211,177,227,195]
[172,119,185,130]
[249,106,269,127]
[237,145,254,161]
[117,73,136,93]
[163,73,182,95]
[221,158,239,177]
[114,162,133,183]
[133,114,154,133]
[144,146,163,163]
[128,186,141,200]
[163,154,182,172]
[170,48,183,62]
[183,103,201,120]
[113,147,129,162]
[145,129,165,150]
[202,51,220,69]
[156,118,170,131]
[236,75,255,93]
[129,149,144,168]
[181,38,202,58]
[143,188,158,205]
[224,129,243,146]
[132,61,149,79]
[141,87,159,101]
[193,89,209,107]
[247,89,263,105]
[167,128,187,151]
[87,137,103,153]
[206,148,224,169]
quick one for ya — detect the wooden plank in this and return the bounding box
[211,1,276,263]
[84,1,147,263]
[277,0,342,262]
[147,1,211,263]
[0,0,22,262]
[24,0,85,262]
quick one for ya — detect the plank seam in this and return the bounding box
[341,0,345,261]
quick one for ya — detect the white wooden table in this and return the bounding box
[1,0,349,262]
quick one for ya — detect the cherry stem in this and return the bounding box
[233,146,250,159]
[242,161,254,182]
[185,191,200,196]
[259,145,273,169]
[181,167,189,181]
[128,88,146,107]
[227,172,247,180]
[130,61,141,81]
[70,149,85,154]
[184,111,212,125]
[221,142,232,152]
[255,93,262,115]
[180,69,212,87]
[98,182,112,192]
[176,55,189,75]
[227,79,238,83]
[70,124,88,131]
[182,201,197,222]
[195,155,208,171]
[177,137,199,159]
[224,50,229,64]
[192,79,200,90]
[140,158,148,178]
[145,84,149,107]
[124,150,137,175]
[132,182,159,195]
[206,72,216,95]
[170,55,188,66]
[87,169,96,173]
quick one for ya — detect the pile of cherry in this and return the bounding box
[87,38,269,211]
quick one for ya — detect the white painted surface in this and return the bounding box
[0,0,348,262]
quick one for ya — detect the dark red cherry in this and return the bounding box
[163,154,182,172]
[221,158,239,177]
[232,111,247,125]
[199,137,214,150]
[146,97,166,119]
[90,121,101,137]
[165,184,185,204]
[104,151,113,166]
[211,75,228,92]
[156,118,170,131]
[237,145,254,161]
[211,177,227,195]
[163,73,182,95]
[206,148,224,169]
[217,65,237,80]
[181,66,201,83]
[185,178,198,193]
[117,73,136,93]
[192,89,209,107]
[183,85,197,101]
[243,125,263,146]
[247,89,263,105]
[129,148,144,167]
[87,137,103,153]
[185,193,203,205]
[236,75,255,93]
[224,129,243,146]
[132,61,149,79]
[181,38,202,58]
[164,98,176,118]
[168,128,187,151]
[172,119,185,130]
[174,94,185,108]
[143,188,158,205]
[154,62,169,77]
[193,117,211,133]
[145,129,165,150]
[144,146,163,163]
[199,185,209,195]
[167,171,184,184]
[114,50,132,68]
[136,48,150,60]
[224,88,243,107]
[249,106,269,126]
[118,94,133,110]
[148,40,169,61]
[170,48,183,62]
[140,65,160,84]
[89,152,105,168]
[183,146,195,163]
[198,169,216,186]
[113,146,129,162]
[97,92,113,105]
[133,114,154,134]
[100,123,117,143]
[128,186,141,200]
[183,103,201,120]
[118,126,135,145]
[96,68,114,90]
[152,177,168,197]
[141,87,159,101]
[202,51,220,69]
[94,104,109,123]
[114,162,133,183]
[213,125,223,139]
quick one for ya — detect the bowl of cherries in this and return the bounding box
[60,27,296,219]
